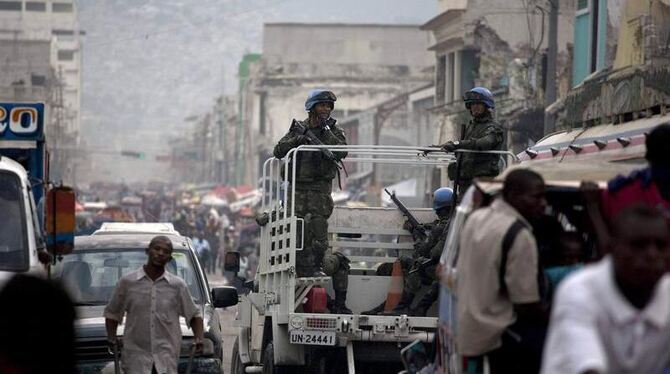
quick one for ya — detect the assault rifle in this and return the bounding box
[408,258,437,275]
[291,119,338,163]
[385,188,428,241]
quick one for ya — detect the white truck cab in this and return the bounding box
[0,156,47,284]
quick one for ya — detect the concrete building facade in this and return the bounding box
[235,23,435,186]
[0,0,83,184]
[421,0,576,156]
[336,83,441,206]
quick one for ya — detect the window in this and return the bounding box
[31,74,46,86]
[52,2,73,12]
[572,0,607,86]
[53,249,204,305]
[0,1,21,11]
[53,29,75,41]
[0,172,28,272]
[26,1,46,11]
[447,52,456,102]
[435,55,446,104]
[53,29,74,36]
[259,92,266,135]
[58,50,75,61]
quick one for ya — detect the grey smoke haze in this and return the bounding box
[77,0,435,183]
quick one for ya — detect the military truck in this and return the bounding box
[228,145,468,374]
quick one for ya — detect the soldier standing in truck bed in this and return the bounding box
[440,87,505,195]
[273,89,352,314]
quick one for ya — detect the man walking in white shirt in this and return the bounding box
[105,236,204,374]
[541,205,670,374]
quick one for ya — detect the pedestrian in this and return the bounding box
[456,168,548,374]
[583,123,670,255]
[104,235,204,374]
[438,87,505,196]
[541,204,670,374]
[192,230,211,273]
[221,226,236,278]
[0,274,76,374]
[205,217,220,274]
[273,89,352,314]
[543,231,585,300]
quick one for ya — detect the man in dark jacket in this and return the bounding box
[273,89,352,314]
[441,87,505,195]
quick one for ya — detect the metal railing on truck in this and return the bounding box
[258,145,516,317]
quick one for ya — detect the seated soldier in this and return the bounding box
[364,188,454,316]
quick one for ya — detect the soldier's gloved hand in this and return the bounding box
[441,141,460,152]
[402,220,413,232]
[293,135,310,145]
[421,145,440,157]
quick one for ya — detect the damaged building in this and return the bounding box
[518,0,670,163]
[421,0,576,156]
[233,23,434,186]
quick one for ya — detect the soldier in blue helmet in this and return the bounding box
[273,89,352,314]
[440,87,505,195]
[364,188,454,316]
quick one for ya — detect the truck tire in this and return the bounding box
[262,341,297,374]
[231,337,246,374]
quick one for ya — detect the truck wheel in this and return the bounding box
[262,341,297,374]
[231,337,246,374]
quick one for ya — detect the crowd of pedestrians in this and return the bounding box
[452,123,670,374]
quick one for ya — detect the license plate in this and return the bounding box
[289,330,336,346]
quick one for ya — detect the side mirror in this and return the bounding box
[211,286,238,308]
[224,252,240,273]
[45,187,75,255]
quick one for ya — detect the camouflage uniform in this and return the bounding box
[273,117,349,295]
[446,112,504,193]
[399,213,450,316]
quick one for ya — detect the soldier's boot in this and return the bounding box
[361,301,386,315]
[383,291,414,316]
[328,291,353,315]
[312,240,328,277]
[413,284,439,317]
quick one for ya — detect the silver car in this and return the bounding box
[54,233,238,374]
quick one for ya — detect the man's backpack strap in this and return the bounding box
[499,219,526,295]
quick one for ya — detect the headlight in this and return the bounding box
[290,316,304,330]
[181,337,215,357]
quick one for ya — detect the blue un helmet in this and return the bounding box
[463,87,495,109]
[305,89,337,112]
[433,187,454,211]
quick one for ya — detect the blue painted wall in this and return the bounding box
[572,0,608,87]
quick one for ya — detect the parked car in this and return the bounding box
[53,233,237,373]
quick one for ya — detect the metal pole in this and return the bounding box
[543,0,559,135]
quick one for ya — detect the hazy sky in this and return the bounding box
[76,0,437,182]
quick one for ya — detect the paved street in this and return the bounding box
[208,273,238,373]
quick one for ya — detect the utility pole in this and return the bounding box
[543,0,558,135]
[219,66,226,184]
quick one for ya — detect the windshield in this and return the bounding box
[0,172,28,272]
[53,249,204,306]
